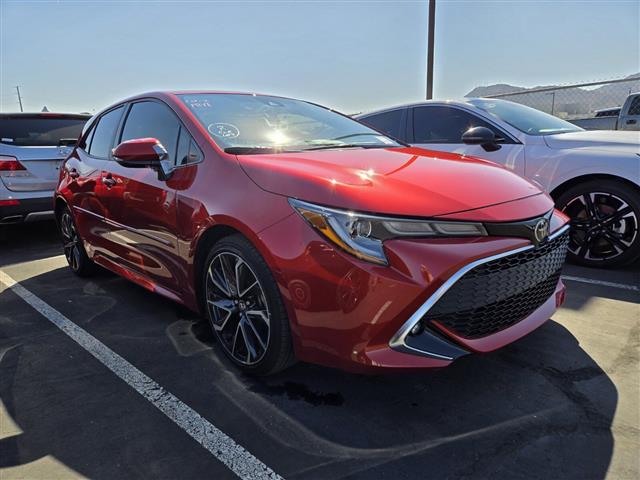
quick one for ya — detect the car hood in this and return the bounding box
[236,146,548,220]
[543,130,640,154]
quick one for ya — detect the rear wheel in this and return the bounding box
[58,206,96,277]
[202,234,295,375]
[556,179,640,268]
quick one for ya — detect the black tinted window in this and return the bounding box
[595,109,620,118]
[413,106,501,144]
[89,107,124,158]
[175,127,202,166]
[360,109,404,139]
[120,101,180,163]
[0,117,87,146]
[80,124,95,151]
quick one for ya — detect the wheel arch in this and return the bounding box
[550,174,640,202]
[54,195,69,224]
[191,218,283,315]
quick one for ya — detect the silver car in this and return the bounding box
[0,113,89,224]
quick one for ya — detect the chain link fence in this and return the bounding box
[482,77,640,121]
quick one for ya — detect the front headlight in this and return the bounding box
[289,198,487,265]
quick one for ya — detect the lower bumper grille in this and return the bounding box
[426,230,570,339]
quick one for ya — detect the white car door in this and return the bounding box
[410,105,526,176]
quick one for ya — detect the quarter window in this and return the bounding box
[175,126,202,166]
[88,106,124,158]
[413,106,503,144]
[120,101,181,163]
[360,109,405,140]
[80,123,96,151]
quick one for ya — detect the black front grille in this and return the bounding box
[425,230,569,339]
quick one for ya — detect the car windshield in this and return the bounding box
[468,98,584,136]
[0,116,88,146]
[180,93,401,153]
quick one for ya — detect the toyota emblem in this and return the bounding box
[534,218,550,245]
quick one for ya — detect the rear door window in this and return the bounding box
[89,106,125,158]
[120,101,181,163]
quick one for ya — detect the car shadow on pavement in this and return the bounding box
[0,264,618,480]
[0,221,62,268]
[238,322,617,479]
[560,279,639,310]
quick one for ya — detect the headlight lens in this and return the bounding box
[289,199,487,265]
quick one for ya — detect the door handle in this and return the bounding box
[68,168,80,179]
[626,119,637,125]
[102,176,116,188]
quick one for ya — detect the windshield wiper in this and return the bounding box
[302,143,390,151]
[331,133,381,141]
[224,146,300,155]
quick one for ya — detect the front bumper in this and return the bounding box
[258,210,569,373]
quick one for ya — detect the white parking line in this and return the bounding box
[0,269,282,480]
[561,275,639,292]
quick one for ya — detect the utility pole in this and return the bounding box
[548,91,556,115]
[15,86,23,112]
[426,0,436,100]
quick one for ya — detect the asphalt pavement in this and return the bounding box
[1,221,638,479]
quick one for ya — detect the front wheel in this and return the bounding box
[58,206,97,277]
[556,179,640,268]
[202,234,295,375]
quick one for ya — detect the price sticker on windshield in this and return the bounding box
[185,98,212,109]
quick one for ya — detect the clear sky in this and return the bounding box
[1,0,638,114]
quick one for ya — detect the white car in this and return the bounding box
[357,99,640,268]
[1,113,89,224]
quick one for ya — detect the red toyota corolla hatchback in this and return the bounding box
[55,91,569,375]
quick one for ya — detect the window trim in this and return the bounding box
[116,98,204,170]
[80,122,96,153]
[84,104,126,160]
[357,107,409,143]
[174,124,204,168]
[410,105,520,145]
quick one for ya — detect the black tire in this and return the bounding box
[58,206,97,277]
[202,234,295,375]
[556,179,640,268]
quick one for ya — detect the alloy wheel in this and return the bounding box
[562,191,638,262]
[205,252,271,366]
[61,211,82,271]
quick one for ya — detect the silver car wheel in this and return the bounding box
[205,252,271,366]
[61,211,81,271]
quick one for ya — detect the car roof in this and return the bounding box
[90,91,326,122]
[123,90,294,102]
[356,98,493,117]
[0,112,91,119]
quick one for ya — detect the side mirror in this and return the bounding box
[461,126,501,152]
[113,138,167,166]
[112,138,173,179]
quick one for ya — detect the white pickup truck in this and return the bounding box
[571,92,640,131]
